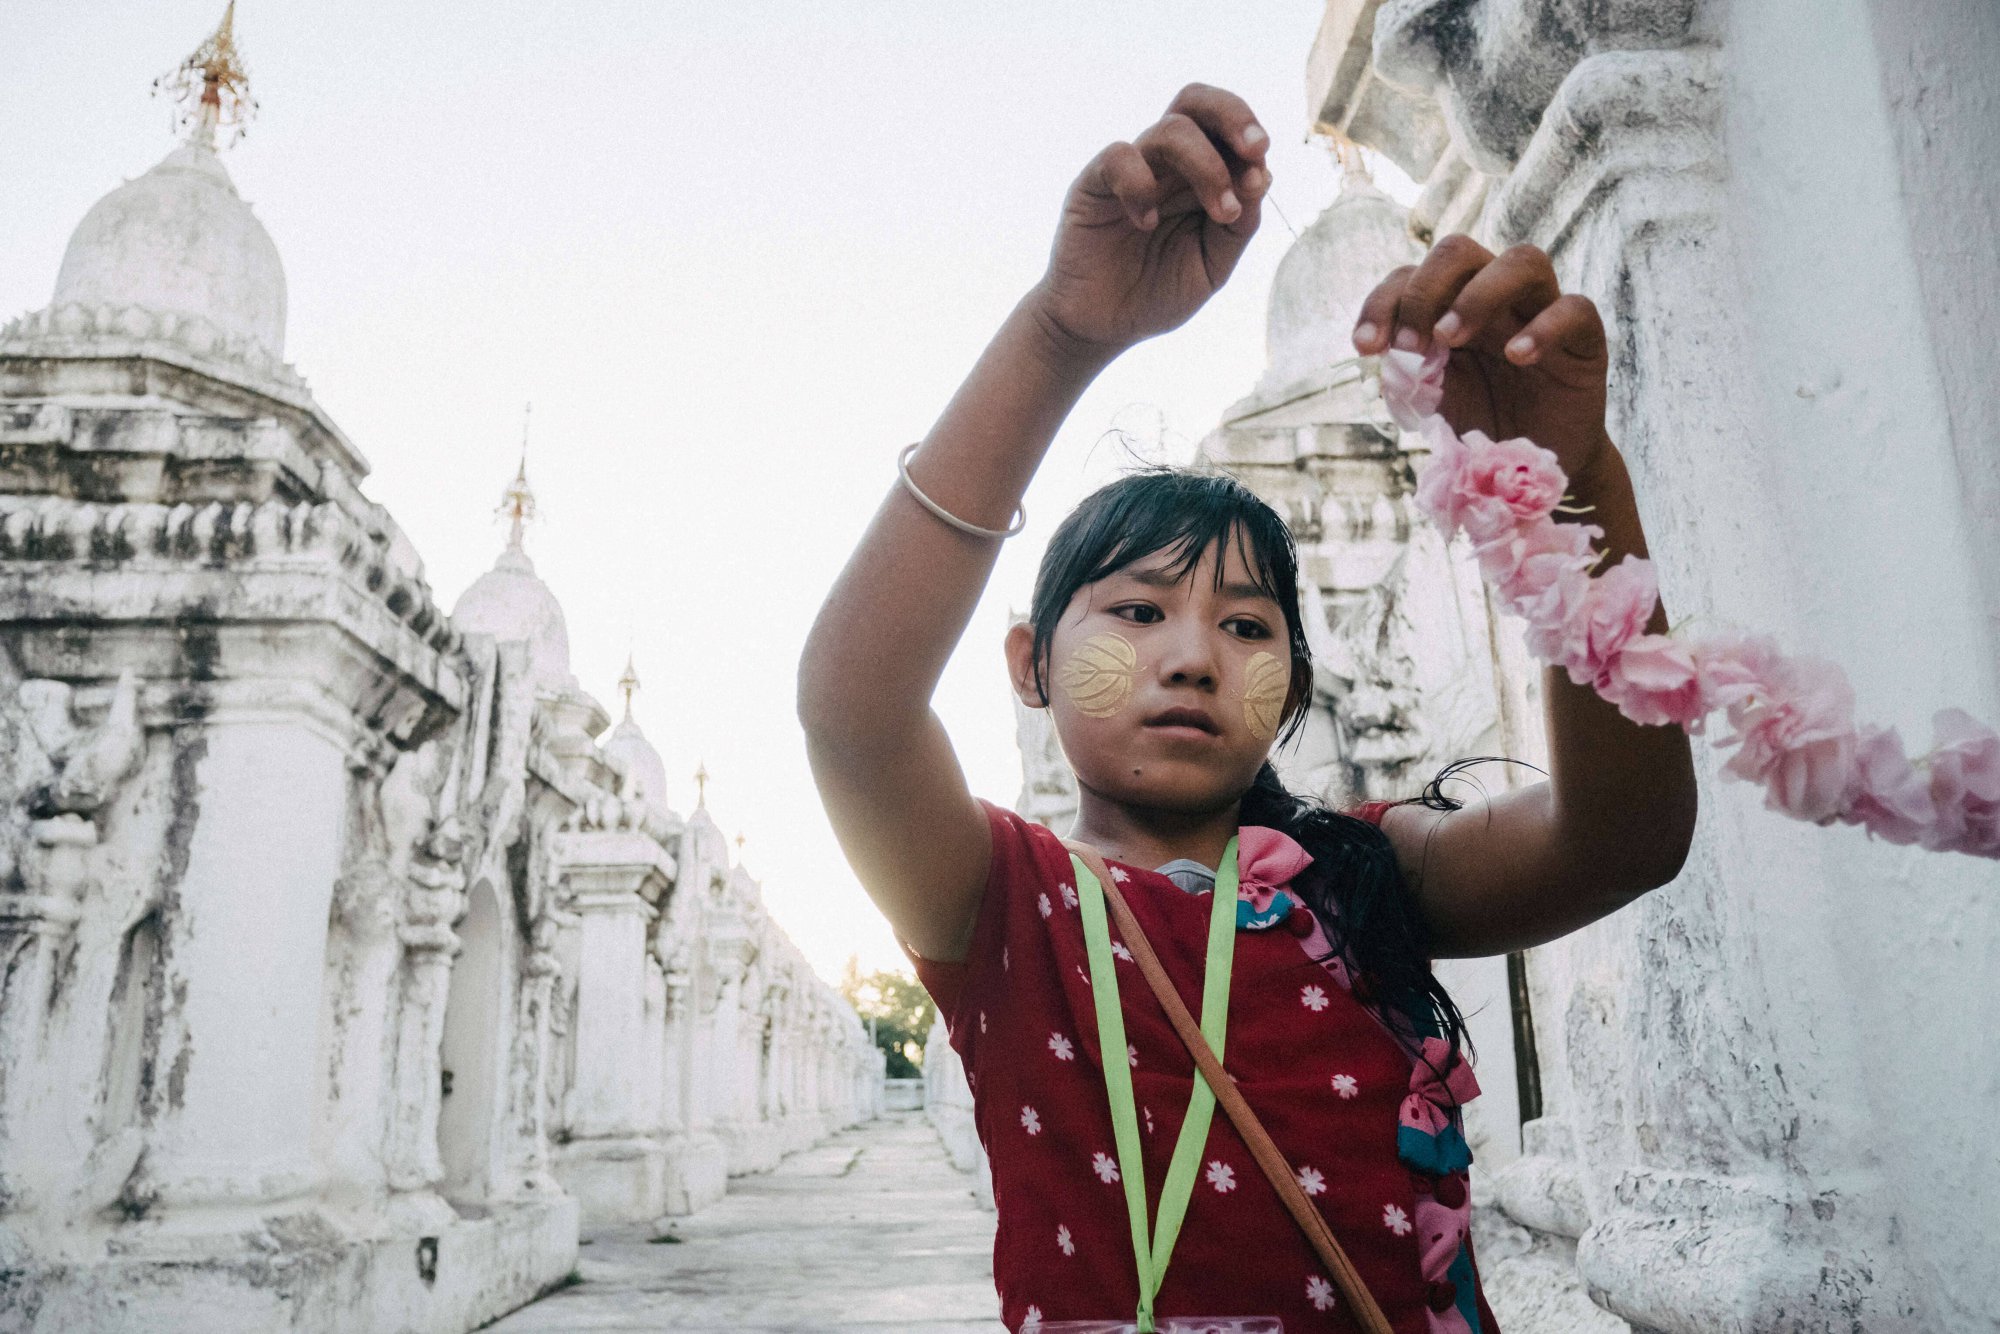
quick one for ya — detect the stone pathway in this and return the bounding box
[489,1113,1003,1333]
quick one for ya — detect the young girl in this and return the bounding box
[798,84,1698,1333]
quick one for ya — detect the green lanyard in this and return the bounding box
[1073,840,1239,1334]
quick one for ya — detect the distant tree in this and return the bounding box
[839,955,938,1078]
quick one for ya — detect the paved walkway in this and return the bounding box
[490,1113,1003,1333]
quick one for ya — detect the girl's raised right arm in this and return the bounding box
[797,85,1271,963]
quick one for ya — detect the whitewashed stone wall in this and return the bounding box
[1300,2,2000,1330]
[0,124,880,1332]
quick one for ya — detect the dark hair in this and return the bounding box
[1028,467,1475,1062]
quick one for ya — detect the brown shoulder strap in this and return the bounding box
[1064,839,1394,1334]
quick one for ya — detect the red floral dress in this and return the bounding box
[907,801,1499,1334]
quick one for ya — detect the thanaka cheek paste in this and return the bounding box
[1241,651,1289,741]
[1056,633,1140,718]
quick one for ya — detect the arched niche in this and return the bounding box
[438,877,509,1209]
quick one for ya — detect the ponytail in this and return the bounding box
[1240,760,1495,1065]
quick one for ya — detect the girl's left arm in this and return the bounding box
[1352,239,1700,957]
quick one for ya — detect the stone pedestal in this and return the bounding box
[657,1131,729,1217]
[549,825,674,1225]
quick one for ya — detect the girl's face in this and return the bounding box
[1008,534,1293,816]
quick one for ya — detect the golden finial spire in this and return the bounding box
[496,404,536,553]
[617,653,641,722]
[694,762,710,808]
[153,2,258,150]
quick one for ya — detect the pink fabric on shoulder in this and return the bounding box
[1236,825,1312,914]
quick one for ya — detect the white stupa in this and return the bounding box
[601,655,670,813]
[1,2,296,384]
[452,454,581,699]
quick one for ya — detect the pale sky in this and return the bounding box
[3,1,1414,982]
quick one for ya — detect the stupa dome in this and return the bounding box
[602,656,669,810]
[603,719,667,810]
[452,547,576,696]
[452,450,579,695]
[682,800,731,876]
[52,142,287,362]
[1261,175,1420,390]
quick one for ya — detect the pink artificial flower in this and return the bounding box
[1917,707,2000,858]
[1599,632,1709,731]
[1562,555,1660,689]
[1715,654,1858,824]
[1474,516,1600,607]
[1442,431,1522,544]
[1457,435,1568,536]
[1519,560,1597,667]
[1692,627,1789,720]
[1413,417,1474,536]
[1380,343,1448,430]
[1836,723,1937,846]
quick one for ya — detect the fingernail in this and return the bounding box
[1506,333,1535,358]
[1394,327,1421,352]
[1243,124,1267,146]
[1141,207,1159,230]
[1434,311,1463,343]
[1242,166,1269,194]
[1218,190,1241,218]
[1353,322,1378,349]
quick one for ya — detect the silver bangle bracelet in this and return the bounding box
[896,442,1026,539]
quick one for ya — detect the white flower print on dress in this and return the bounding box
[1048,1032,1075,1061]
[1110,940,1134,962]
[1127,1043,1139,1068]
[1076,964,1093,989]
[1295,1165,1326,1196]
[1331,1073,1359,1099]
[1092,1152,1121,1184]
[1061,882,1079,910]
[1020,1105,1042,1136]
[1038,892,1053,919]
[1057,1224,1076,1256]
[1205,1160,1237,1193]
[1301,984,1330,1012]
[1110,866,1130,884]
[1143,1106,1155,1135]
[1306,1275,1337,1311]
[1383,1202,1413,1236]
[979,1011,988,1033]
[1023,1306,1043,1332]
[1003,947,1010,971]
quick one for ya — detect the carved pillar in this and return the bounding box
[382,826,467,1198]
[0,672,147,1225]
[655,936,725,1215]
[501,910,565,1199]
[549,818,673,1224]
[0,818,96,1212]
[313,846,404,1209]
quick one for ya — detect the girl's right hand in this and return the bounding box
[1029,84,1271,362]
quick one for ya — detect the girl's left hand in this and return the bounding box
[1351,236,1612,485]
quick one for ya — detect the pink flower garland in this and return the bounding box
[1380,344,2000,860]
